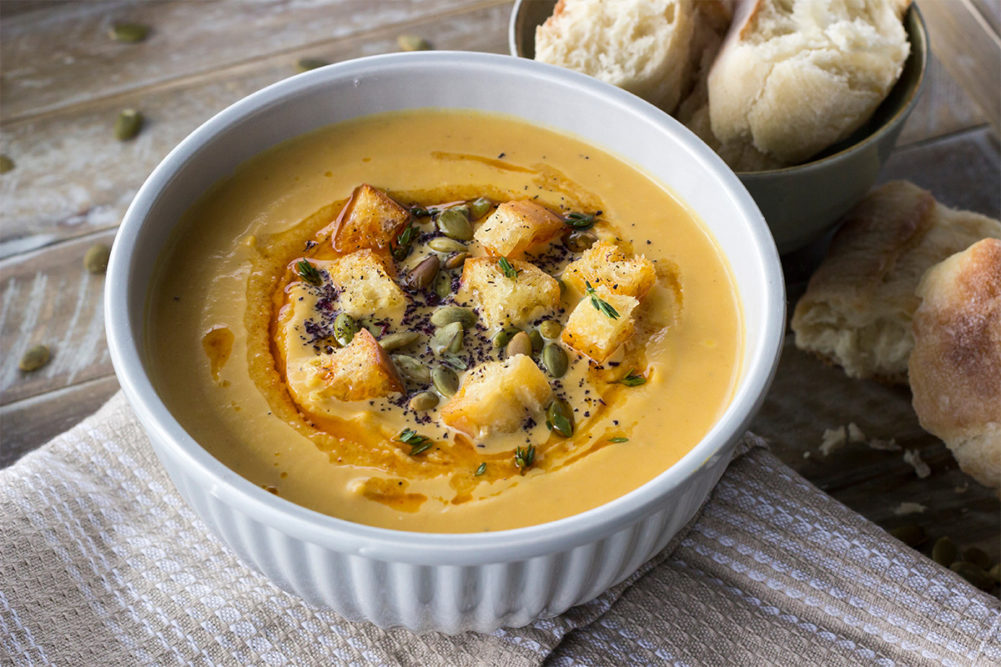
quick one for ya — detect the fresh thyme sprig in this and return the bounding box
[619,369,646,386]
[498,257,518,280]
[397,428,433,456]
[563,211,596,230]
[585,281,619,319]
[514,445,536,474]
[392,223,418,260]
[609,437,629,443]
[475,462,487,476]
[296,259,322,285]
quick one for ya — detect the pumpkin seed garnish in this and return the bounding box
[564,230,597,252]
[296,259,322,285]
[444,251,467,270]
[441,353,468,370]
[564,211,596,230]
[114,108,144,141]
[19,344,51,372]
[492,326,519,349]
[427,237,466,253]
[407,255,440,291]
[392,354,431,385]
[505,331,532,358]
[408,391,439,412]
[109,22,150,43]
[538,320,562,339]
[379,331,419,351]
[498,257,518,280]
[84,243,111,274]
[468,196,492,219]
[397,428,433,455]
[528,329,543,354]
[296,57,329,72]
[433,271,453,299]
[430,321,463,355]
[514,445,536,474]
[546,399,574,437]
[475,462,487,476]
[333,313,360,347]
[541,343,568,378]
[585,281,619,319]
[619,369,646,386]
[432,366,459,397]
[397,34,432,51]
[436,207,473,240]
[430,306,476,328]
[0,154,14,174]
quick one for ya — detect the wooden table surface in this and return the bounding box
[2,1,999,569]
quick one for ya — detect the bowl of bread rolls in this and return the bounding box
[511,0,928,253]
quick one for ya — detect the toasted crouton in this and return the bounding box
[473,200,566,258]
[321,249,407,320]
[561,286,639,362]
[561,240,657,299]
[327,184,411,253]
[440,355,553,440]
[457,257,561,328]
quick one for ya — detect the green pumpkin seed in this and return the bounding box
[83,243,112,274]
[109,22,150,43]
[538,320,562,339]
[492,326,519,349]
[963,547,991,570]
[397,34,431,51]
[564,230,597,252]
[932,537,957,567]
[379,331,420,351]
[950,561,994,591]
[296,57,328,72]
[430,306,476,328]
[427,237,466,253]
[506,331,532,358]
[444,252,467,270]
[889,524,926,548]
[528,329,543,355]
[114,108,143,141]
[392,354,430,385]
[19,344,51,372]
[408,391,439,411]
[407,255,440,291]
[430,322,463,355]
[333,313,360,346]
[432,366,459,397]
[468,197,492,220]
[989,563,1000,583]
[541,343,568,378]
[434,271,453,299]
[546,399,574,437]
[0,154,14,174]
[436,208,473,241]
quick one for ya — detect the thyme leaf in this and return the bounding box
[392,223,418,260]
[585,281,619,319]
[619,369,646,386]
[564,211,596,230]
[498,257,518,280]
[475,462,487,476]
[296,259,322,285]
[396,428,433,455]
[609,436,629,443]
[514,445,536,474]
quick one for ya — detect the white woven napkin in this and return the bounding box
[2,392,998,665]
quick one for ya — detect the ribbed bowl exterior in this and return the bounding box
[153,433,727,633]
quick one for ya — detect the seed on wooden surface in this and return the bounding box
[296,57,329,72]
[379,331,419,351]
[432,366,459,397]
[931,537,957,567]
[109,22,150,43]
[541,343,568,378]
[397,35,432,51]
[19,344,51,372]
[114,108,144,141]
[408,391,439,411]
[0,154,14,174]
[505,331,532,358]
[84,243,111,274]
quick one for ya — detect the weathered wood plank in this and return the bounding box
[918,0,1001,136]
[1,0,505,122]
[0,229,116,406]
[0,2,513,258]
[895,52,988,148]
[971,0,1001,37]
[0,374,119,468]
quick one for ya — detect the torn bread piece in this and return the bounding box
[561,285,639,363]
[561,240,657,299]
[440,355,553,441]
[909,238,1001,494]
[315,250,407,320]
[326,183,411,253]
[474,200,566,258]
[791,181,1001,382]
[457,257,561,328]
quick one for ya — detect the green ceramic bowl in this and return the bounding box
[509,2,928,253]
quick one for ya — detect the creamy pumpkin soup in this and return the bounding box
[148,110,741,532]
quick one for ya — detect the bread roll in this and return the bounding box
[791,181,1001,382]
[534,0,696,114]
[909,238,1001,493]
[708,0,910,164]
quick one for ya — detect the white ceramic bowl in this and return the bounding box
[106,52,784,633]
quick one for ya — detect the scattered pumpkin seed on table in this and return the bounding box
[109,22,150,43]
[19,344,51,372]
[84,243,111,274]
[931,536,957,567]
[397,35,431,51]
[114,109,144,141]
[296,57,328,72]
[0,154,14,174]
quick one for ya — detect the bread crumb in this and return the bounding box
[846,422,866,443]
[868,437,901,451]
[893,501,927,516]
[819,426,847,456]
[802,451,811,459]
[903,449,931,479]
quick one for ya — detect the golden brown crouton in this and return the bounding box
[457,257,561,328]
[316,329,404,401]
[561,285,639,363]
[321,249,407,320]
[561,240,656,299]
[440,355,553,440]
[328,183,411,253]
[473,200,566,258]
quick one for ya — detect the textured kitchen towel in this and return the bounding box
[1,393,998,666]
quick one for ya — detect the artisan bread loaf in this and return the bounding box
[708,0,910,164]
[791,181,1001,382]
[534,0,696,114]
[909,239,1001,493]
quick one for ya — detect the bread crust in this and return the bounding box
[909,238,1001,493]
